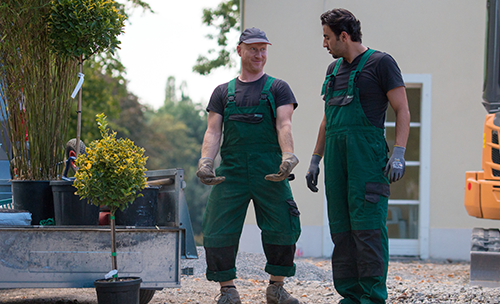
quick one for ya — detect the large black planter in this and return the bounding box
[50,180,99,225]
[94,277,142,304]
[115,187,159,226]
[12,180,54,225]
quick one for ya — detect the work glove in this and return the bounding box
[384,146,406,183]
[305,154,322,192]
[265,152,299,182]
[196,157,225,185]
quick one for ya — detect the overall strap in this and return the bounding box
[260,76,276,118]
[321,58,343,96]
[346,49,376,97]
[332,58,343,76]
[356,49,375,73]
[227,78,237,103]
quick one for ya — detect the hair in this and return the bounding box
[320,8,362,43]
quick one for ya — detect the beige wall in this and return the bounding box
[241,0,500,258]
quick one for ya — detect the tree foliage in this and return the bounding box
[49,0,127,60]
[193,0,240,75]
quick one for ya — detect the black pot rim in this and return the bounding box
[94,276,142,287]
[11,180,51,183]
[50,180,74,186]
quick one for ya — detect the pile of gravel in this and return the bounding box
[181,247,331,281]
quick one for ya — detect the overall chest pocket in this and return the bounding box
[228,113,264,124]
[327,95,353,106]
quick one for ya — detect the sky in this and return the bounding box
[117,0,240,110]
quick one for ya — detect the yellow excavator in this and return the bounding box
[465,0,500,220]
[464,0,500,287]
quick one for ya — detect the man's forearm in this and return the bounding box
[394,109,410,148]
[201,130,222,159]
[275,104,295,154]
[313,116,327,156]
[277,123,294,154]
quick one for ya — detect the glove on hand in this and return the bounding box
[265,152,299,182]
[305,154,322,192]
[196,157,225,185]
[384,146,406,183]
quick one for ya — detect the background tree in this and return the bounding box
[147,77,209,238]
[193,0,240,75]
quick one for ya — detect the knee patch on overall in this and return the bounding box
[205,246,238,282]
[263,243,297,277]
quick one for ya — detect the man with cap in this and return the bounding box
[196,27,301,304]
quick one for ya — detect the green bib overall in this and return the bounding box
[202,76,301,282]
[322,49,390,304]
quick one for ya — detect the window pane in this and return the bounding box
[386,204,419,239]
[389,166,419,200]
[407,88,421,122]
[386,87,421,123]
[386,127,420,162]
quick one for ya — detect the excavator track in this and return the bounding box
[470,228,500,287]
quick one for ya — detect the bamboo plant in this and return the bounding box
[0,0,77,180]
[74,113,147,280]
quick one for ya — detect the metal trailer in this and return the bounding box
[0,168,198,303]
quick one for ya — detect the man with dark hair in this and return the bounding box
[197,27,301,304]
[306,8,410,304]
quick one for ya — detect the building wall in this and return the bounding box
[239,0,500,260]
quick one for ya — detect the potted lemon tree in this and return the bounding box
[74,113,147,304]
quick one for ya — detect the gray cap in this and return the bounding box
[238,27,272,45]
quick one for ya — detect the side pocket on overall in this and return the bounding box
[286,199,301,232]
[365,182,390,203]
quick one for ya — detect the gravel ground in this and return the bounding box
[1,247,500,303]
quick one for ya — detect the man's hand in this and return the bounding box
[196,157,225,185]
[384,146,406,183]
[305,154,322,192]
[265,152,299,182]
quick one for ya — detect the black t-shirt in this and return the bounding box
[324,49,404,128]
[207,74,298,117]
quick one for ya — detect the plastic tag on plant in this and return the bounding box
[71,72,85,99]
[104,269,118,279]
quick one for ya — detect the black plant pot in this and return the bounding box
[94,277,142,304]
[12,180,54,225]
[115,187,159,226]
[50,180,99,225]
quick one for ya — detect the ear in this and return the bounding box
[340,31,348,42]
[237,45,242,56]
